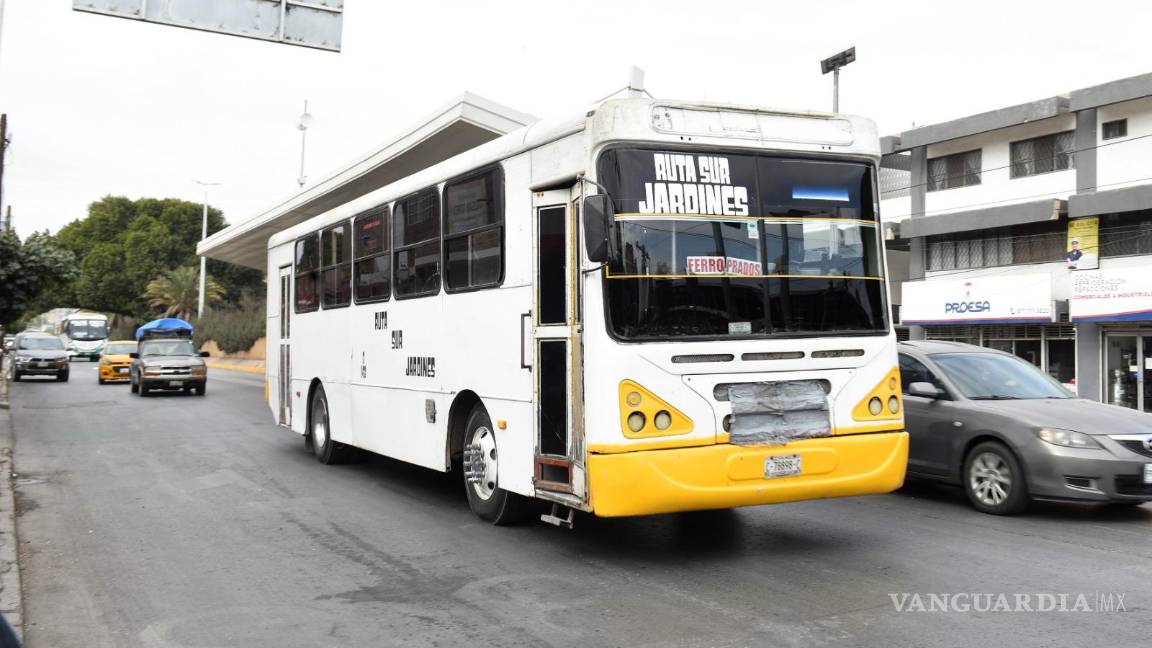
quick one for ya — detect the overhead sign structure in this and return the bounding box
[901,274,1055,325]
[1071,267,1152,322]
[72,0,343,52]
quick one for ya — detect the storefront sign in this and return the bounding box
[1071,267,1152,321]
[901,274,1055,325]
[1066,217,1099,270]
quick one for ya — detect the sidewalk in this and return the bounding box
[0,376,23,641]
[205,358,265,375]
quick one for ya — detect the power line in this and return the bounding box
[884,173,1152,221]
[878,130,1152,196]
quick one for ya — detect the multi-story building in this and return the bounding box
[883,72,1152,411]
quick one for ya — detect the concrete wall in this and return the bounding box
[1096,96,1152,193]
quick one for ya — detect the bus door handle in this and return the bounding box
[521,312,533,370]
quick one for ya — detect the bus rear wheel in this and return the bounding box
[309,384,349,465]
[462,404,528,525]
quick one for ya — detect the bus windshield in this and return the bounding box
[67,319,109,341]
[597,148,888,339]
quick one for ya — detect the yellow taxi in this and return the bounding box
[98,340,138,384]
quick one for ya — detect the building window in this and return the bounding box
[1102,119,1128,140]
[320,222,352,308]
[926,234,1013,271]
[294,235,320,313]
[1099,211,1152,257]
[353,207,390,303]
[1010,131,1074,178]
[444,167,504,291]
[393,188,441,298]
[926,150,981,192]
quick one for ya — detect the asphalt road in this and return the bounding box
[6,362,1151,647]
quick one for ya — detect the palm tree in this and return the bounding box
[144,266,225,321]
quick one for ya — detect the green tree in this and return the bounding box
[0,229,78,328]
[144,266,225,321]
[49,195,263,319]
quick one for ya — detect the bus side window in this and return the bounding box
[320,222,352,309]
[393,188,441,298]
[444,166,504,291]
[353,206,390,303]
[294,235,321,313]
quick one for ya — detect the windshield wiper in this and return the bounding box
[970,395,1020,400]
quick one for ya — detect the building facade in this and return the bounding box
[883,72,1152,411]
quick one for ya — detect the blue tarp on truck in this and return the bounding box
[135,318,193,341]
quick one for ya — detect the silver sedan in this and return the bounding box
[899,340,1152,515]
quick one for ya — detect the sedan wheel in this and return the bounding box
[964,442,1028,515]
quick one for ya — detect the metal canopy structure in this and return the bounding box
[197,93,537,269]
[73,0,345,52]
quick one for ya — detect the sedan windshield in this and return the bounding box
[19,337,64,350]
[105,343,137,355]
[931,353,1071,400]
[598,148,887,339]
[140,340,197,356]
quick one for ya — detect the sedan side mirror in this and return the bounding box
[582,194,614,263]
[129,352,139,359]
[199,351,210,358]
[908,382,942,398]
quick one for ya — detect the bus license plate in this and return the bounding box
[764,454,802,479]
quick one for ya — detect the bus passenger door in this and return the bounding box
[277,265,292,428]
[531,188,586,502]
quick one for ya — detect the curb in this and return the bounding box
[0,397,23,641]
[205,360,265,375]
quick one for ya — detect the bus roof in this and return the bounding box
[202,94,880,269]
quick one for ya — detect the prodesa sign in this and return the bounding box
[944,300,992,314]
[901,274,1054,325]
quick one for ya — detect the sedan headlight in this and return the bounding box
[14,356,28,365]
[1035,427,1100,449]
[143,367,162,376]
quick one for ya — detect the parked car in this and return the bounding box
[898,341,1152,514]
[97,340,138,384]
[10,332,70,382]
[129,338,209,396]
[2,334,14,351]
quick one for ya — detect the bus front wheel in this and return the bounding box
[309,384,349,465]
[462,404,528,525]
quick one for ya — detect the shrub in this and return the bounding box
[194,294,265,354]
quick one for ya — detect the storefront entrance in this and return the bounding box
[1103,333,1152,411]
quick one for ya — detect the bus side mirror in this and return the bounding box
[583,194,613,263]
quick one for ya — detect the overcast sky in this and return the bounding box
[1,0,1150,238]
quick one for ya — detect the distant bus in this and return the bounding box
[264,97,908,525]
[58,311,109,360]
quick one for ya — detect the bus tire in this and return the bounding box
[309,384,349,465]
[462,404,529,525]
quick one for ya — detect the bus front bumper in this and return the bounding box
[587,431,908,517]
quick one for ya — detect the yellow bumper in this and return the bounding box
[99,365,131,381]
[588,431,908,517]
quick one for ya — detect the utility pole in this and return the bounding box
[194,180,222,318]
[0,113,7,224]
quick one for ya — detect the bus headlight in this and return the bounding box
[868,397,883,416]
[627,412,646,433]
[888,396,900,414]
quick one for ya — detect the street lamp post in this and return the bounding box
[194,180,222,319]
[297,100,314,188]
[820,47,856,113]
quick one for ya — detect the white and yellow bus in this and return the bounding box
[264,98,908,524]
